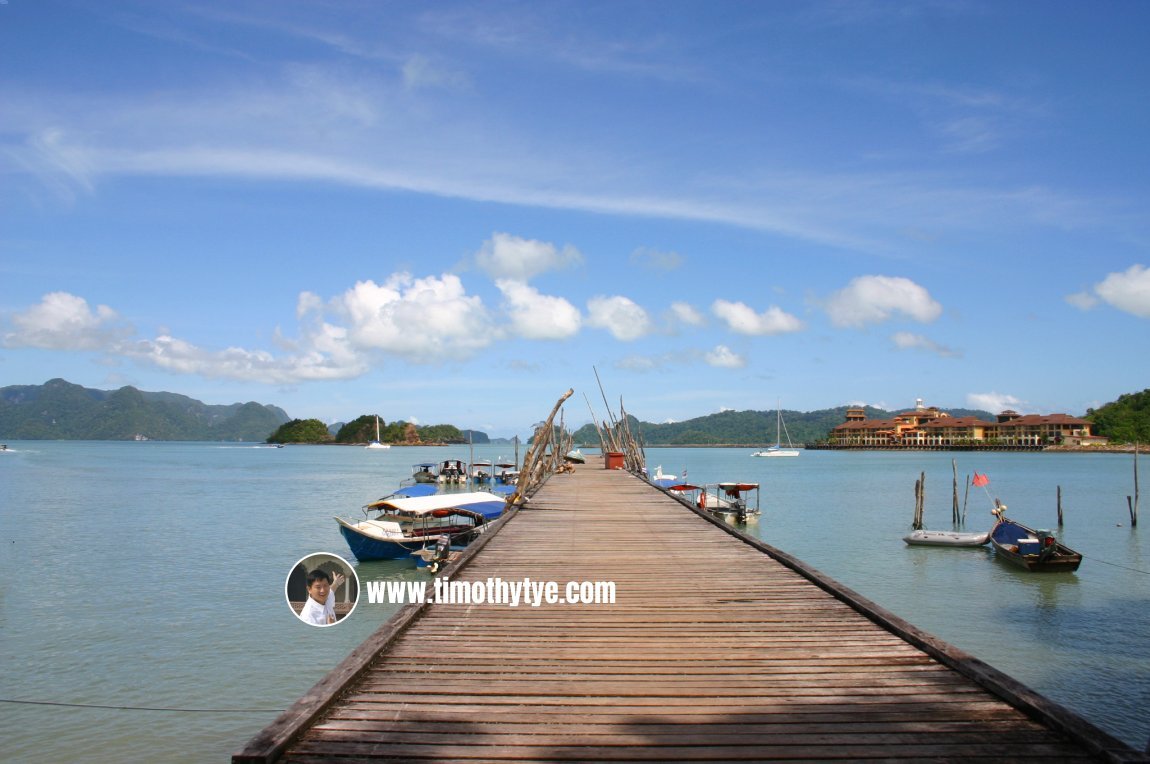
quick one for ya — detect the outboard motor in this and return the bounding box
[735,498,748,523]
[427,534,452,573]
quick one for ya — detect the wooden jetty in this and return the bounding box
[236,457,1143,762]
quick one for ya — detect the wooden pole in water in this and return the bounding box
[1057,485,1064,527]
[952,459,960,525]
[1130,443,1140,528]
[962,474,971,524]
[913,472,925,530]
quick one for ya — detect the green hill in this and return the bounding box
[0,378,290,441]
[1086,389,1150,444]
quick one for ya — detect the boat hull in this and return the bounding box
[903,529,990,547]
[337,523,419,561]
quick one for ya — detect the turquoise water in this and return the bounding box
[0,442,1147,760]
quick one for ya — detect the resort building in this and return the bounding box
[828,399,1107,449]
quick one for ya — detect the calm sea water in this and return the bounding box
[1,442,1147,761]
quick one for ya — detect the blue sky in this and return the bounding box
[2,1,1148,438]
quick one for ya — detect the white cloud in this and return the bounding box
[668,301,705,327]
[712,299,803,335]
[586,295,651,341]
[120,333,367,383]
[825,275,942,327]
[476,232,583,282]
[891,331,960,358]
[496,279,581,339]
[328,273,495,361]
[1093,264,1150,318]
[3,292,131,350]
[967,391,1024,413]
[705,345,745,368]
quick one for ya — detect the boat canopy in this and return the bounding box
[718,482,758,493]
[366,491,508,520]
[668,483,702,492]
[390,484,439,498]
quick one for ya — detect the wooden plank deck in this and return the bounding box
[236,458,1144,763]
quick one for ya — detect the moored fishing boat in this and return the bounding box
[410,462,438,483]
[437,459,467,484]
[699,482,760,523]
[989,507,1082,572]
[334,491,508,561]
[469,460,494,484]
[496,461,519,485]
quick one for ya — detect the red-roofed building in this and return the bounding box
[829,400,1106,448]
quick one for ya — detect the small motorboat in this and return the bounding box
[698,482,760,523]
[989,507,1082,572]
[437,459,467,484]
[469,460,494,484]
[903,529,992,547]
[335,490,507,562]
[411,463,438,483]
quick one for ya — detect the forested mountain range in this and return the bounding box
[5,378,1143,445]
[0,379,289,442]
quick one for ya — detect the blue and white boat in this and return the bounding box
[335,490,508,562]
[495,461,519,485]
[469,460,494,484]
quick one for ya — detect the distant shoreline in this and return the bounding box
[635,444,1142,453]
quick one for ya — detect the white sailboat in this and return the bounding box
[752,402,800,457]
[365,416,390,449]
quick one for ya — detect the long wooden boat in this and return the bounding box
[989,512,1082,572]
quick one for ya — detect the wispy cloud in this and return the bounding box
[891,331,960,358]
[630,247,684,272]
[705,344,745,368]
[967,391,1024,414]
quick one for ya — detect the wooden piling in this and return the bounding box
[1057,485,1064,527]
[912,471,925,530]
[951,459,960,525]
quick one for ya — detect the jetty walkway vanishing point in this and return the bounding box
[236,456,1145,763]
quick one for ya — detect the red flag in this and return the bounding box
[972,473,990,487]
